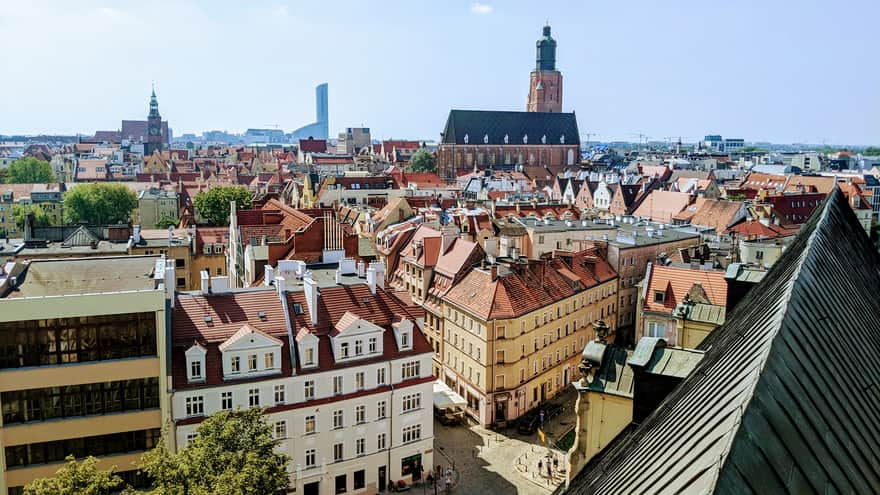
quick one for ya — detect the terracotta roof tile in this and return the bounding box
[643,264,727,314]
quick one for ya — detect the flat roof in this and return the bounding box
[4,255,162,299]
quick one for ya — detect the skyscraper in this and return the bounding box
[291,83,329,141]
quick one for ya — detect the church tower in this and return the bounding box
[527,24,563,113]
[146,86,163,155]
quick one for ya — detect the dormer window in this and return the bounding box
[248,354,258,371]
[305,347,314,365]
[355,340,363,356]
[654,291,666,303]
[341,342,350,358]
[369,337,377,353]
[293,303,304,315]
[231,356,241,374]
[185,344,207,383]
[401,332,410,349]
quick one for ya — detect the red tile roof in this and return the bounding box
[643,264,728,315]
[445,250,617,320]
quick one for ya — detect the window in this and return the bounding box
[402,393,421,412]
[333,409,343,429]
[186,433,198,446]
[756,250,764,260]
[334,442,344,462]
[647,321,665,338]
[653,291,666,303]
[377,400,387,419]
[248,388,260,407]
[264,353,275,369]
[356,438,365,456]
[356,372,365,390]
[335,474,347,494]
[185,396,204,416]
[401,332,410,348]
[378,432,387,450]
[216,267,223,275]
[402,361,420,379]
[304,415,316,434]
[190,360,202,380]
[248,354,257,371]
[305,449,316,468]
[221,392,232,411]
[230,356,241,374]
[340,342,350,358]
[355,340,363,355]
[304,380,315,400]
[377,367,386,385]
[293,303,304,315]
[402,424,421,443]
[304,347,314,365]
[368,337,377,353]
[176,277,186,287]
[274,420,287,439]
[356,405,366,423]
[333,375,343,394]
[354,469,365,490]
[274,385,285,405]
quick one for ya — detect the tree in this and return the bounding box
[193,186,252,226]
[24,456,123,495]
[142,408,289,495]
[408,149,436,173]
[63,183,137,225]
[864,146,880,156]
[155,215,180,229]
[5,157,55,184]
[12,203,52,231]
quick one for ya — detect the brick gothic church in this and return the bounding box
[437,24,579,180]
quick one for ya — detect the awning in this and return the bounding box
[433,380,467,410]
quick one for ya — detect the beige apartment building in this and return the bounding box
[441,251,618,426]
[0,256,175,495]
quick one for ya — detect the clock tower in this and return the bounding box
[146,86,163,155]
[527,24,563,113]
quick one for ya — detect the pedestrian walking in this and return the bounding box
[547,462,552,478]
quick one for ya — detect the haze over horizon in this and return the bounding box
[1,0,877,145]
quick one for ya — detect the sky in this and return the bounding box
[1,0,878,145]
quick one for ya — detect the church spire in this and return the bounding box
[536,23,556,71]
[149,85,160,118]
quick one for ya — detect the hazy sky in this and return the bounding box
[1,0,877,145]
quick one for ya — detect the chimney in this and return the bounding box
[133,225,141,244]
[163,258,175,307]
[303,276,319,324]
[210,276,228,293]
[357,261,366,278]
[490,264,498,281]
[264,265,275,286]
[335,269,343,284]
[200,270,211,295]
[275,275,286,295]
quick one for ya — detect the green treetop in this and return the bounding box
[193,186,252,226]
[5,157,55,184]
[63,183,137,225]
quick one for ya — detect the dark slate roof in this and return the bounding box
[440,110,580,146]
[568,187,880,495]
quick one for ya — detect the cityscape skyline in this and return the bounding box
[1,0,878,145]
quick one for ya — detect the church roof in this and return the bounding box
[567,187,880,494]
[441,109,579,146]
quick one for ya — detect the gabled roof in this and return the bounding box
[62,225,101,247]
[569,187,880,494]
[218,323,284,351]
[441,109,580,146]
[643,264,727,314]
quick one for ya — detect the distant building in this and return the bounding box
[337,127,371,155]
[121,88,170,152]
[436,23,580,180]
[243,128,286,145]
[291,83,329,141]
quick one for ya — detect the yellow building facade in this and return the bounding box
[441,259,619,426]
